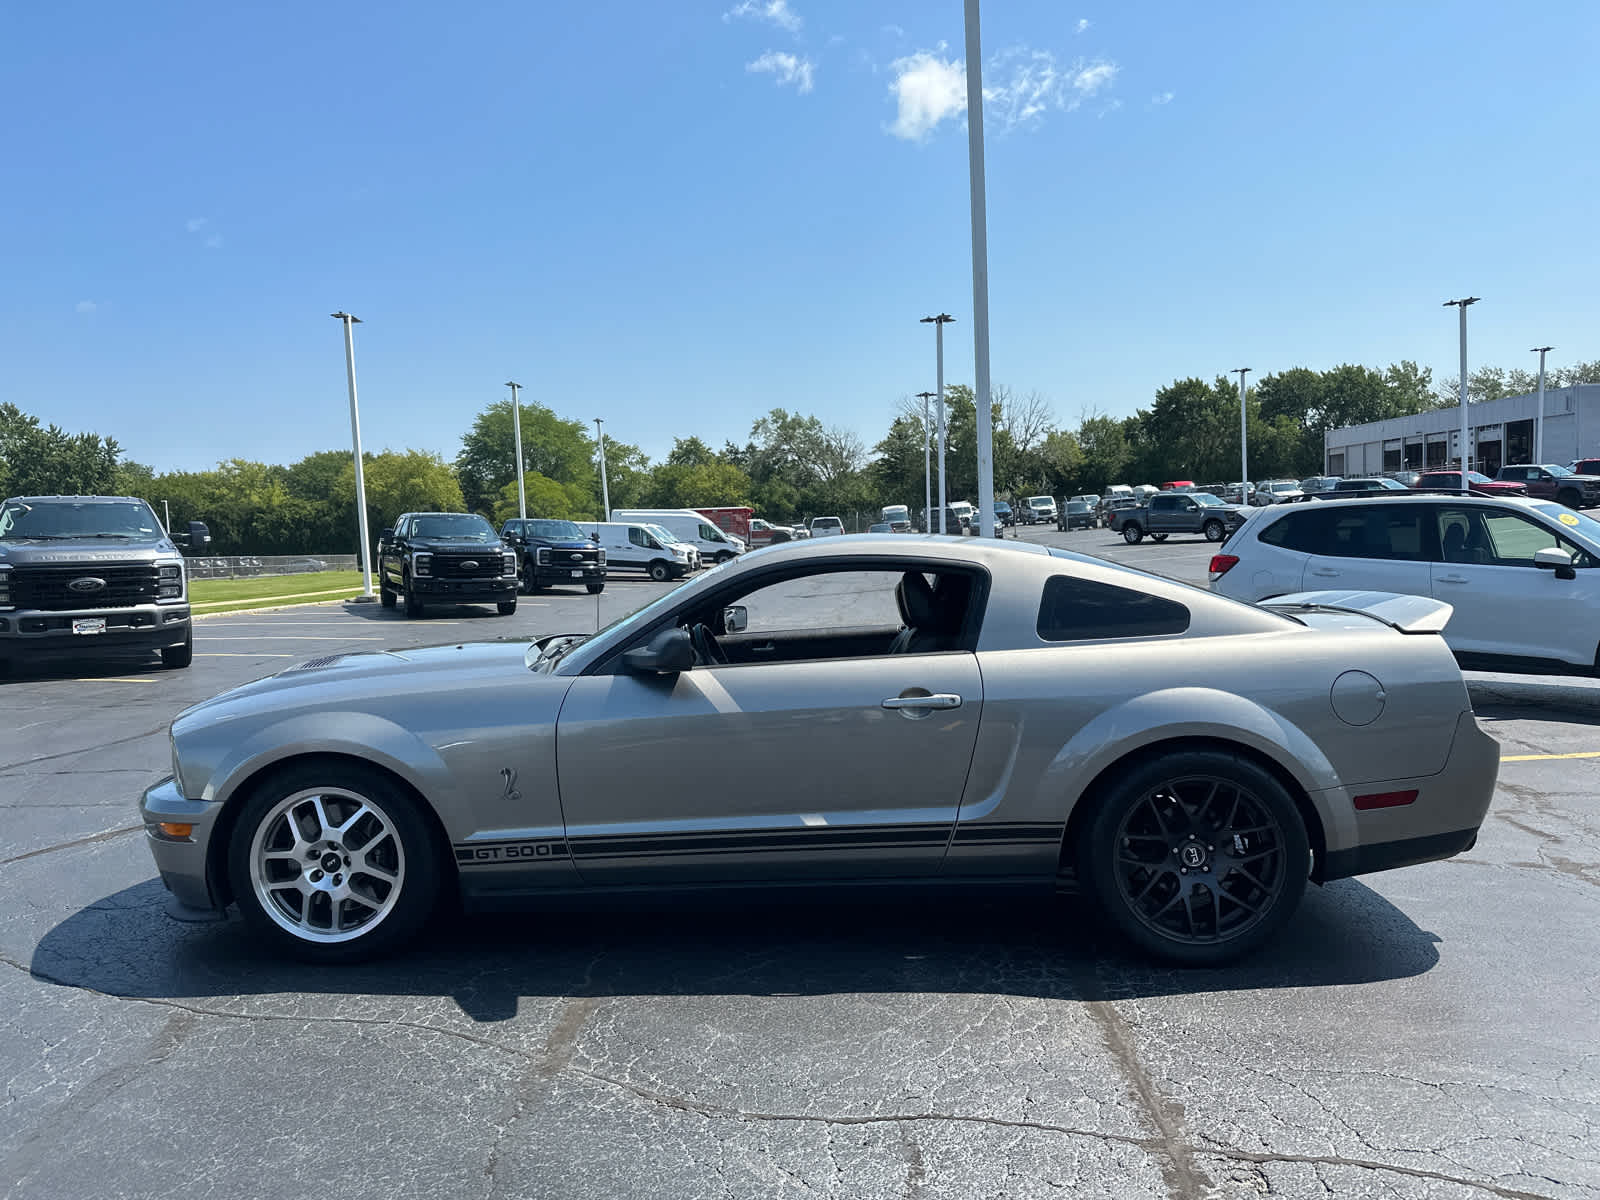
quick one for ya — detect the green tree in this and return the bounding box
[0,404,123,496]
[455,399,596,515]
[1075,412,1131,493]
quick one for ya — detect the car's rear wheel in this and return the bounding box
[648,560,672,582]
[1077,749,1310,966]
[161,629,193,669]
[1123,525,1143,544]
[586,582,605,594]
[1203,519,1226,542]
[228,762,441,963]
[497,600,517,615]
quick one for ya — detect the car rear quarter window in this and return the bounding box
[1037,576,1190,642]
[1258,505,1426,560]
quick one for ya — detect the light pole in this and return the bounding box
[1443,297,1479,493]
[1235,367,1251,492]
[921,314,955,532]
[161,500,171,533]
[594,418,610,517]
[962,0,996,538]
[1532,346,1554,463]
[915,391,937,531]
[330,312,375,600]
[505,382,526,519]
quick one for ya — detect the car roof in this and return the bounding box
[1254,492,1548,515]
[7,495,148,504]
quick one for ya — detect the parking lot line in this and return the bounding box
[1501,750,1600,762]
[196,652,295,658]
[199,635,384,641]
[70,677,160,684]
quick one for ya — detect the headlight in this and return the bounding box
[156,561,183,601]
[502,552,518,576]
[0,565,10,609]
[597,549,606,565]
[412,552,432,577]
[536,547,551,565]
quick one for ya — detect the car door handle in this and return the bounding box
[1436,574,1468,584]
[882,694,962,711]
[750,642,777,654]
[1310,568,1341,578]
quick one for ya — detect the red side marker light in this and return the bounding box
[1353,790,1418,811]
[1208,554,1239,576]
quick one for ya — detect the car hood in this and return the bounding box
[174,641,537,729]
[532,538,595,549]
[402,536,503,551]
[0,536,179,564]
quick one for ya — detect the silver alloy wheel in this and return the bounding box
[1111,774,1287,946]
[248,786,407,944]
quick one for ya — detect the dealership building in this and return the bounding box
[1323,383,1600,478]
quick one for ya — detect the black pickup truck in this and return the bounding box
[500,518,606,594]
[0,494,208,672]
[377,512,518,618]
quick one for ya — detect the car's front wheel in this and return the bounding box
[161,629,193,669]
[228,762,441,963]
[1122,525,1143,544]
[521,562,543,594]
[648,560,672,582]
[586,582,605,595]
[1203,519,1226,542]
[497,600,517,615]
[1559,488,1581,509]
[403,572,424,618]
[1151,533,1169,542]
[1077,749,1310,966]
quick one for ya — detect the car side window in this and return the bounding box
[395,518,409,538]
[1151,496,1174,512]
[1037,576,1189,642]
[1464,510,1596,568]
[628,528,646,547]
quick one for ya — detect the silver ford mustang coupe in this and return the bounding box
[141,537,1498,966]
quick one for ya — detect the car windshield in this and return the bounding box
[1191,493,1224,506]
[1530,502,1600,546]
[526,519,585,539]
[411,514,496,539]
[1466,472,1496,485]
[647,524,681,544]
[0,499,161,539]
[1544,465,1574,477]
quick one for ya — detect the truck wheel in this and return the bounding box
[161,629,193,669]
[379,578,396,609]
[715,551,735,564]
[1076,748,1310,966]
[403,574,424,619]
[585,583,605,595]
[1151,533,1169,542]
[1559,488,1581,509]
[1203,519,1226,542]
[648,560,672,582]
[496,600,517,616]
[1122,524,1144,544]
[521,562,544,593]
[228,761,442,963]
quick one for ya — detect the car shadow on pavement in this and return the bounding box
[1467,676,1600,727]
[31,876,1441,1024]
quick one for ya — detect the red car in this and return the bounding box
[1413,470,1527,496]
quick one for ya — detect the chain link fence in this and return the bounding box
[183,554,360,581]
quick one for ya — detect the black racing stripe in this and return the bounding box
[568,825,951,852]
[568,829,952,858]
[951,823,1061,843]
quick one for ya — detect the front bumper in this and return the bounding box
[411,577,518,601]
[140,776,223,911]
[1317,709,1499,882]
[0,605,190,660]
[532,564,607,585]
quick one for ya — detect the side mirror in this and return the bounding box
[380,527,394,541]
[187,520,212,548]
[1534,546,1577,580]
[621,627,695,675]
[722,604,748,634]
[590,533,600,542]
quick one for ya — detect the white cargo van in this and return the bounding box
[610,509,744,563]
[578,522,694,582]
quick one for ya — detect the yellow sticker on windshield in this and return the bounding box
[1559,511,1580,526]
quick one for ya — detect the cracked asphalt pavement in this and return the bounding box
[2,544,1598,1198]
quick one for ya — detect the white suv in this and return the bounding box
[1211,494,1600,675]
[809,516,844,537]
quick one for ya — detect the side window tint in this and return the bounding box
[1037,576,1190,642]
[629,528,646,547]
[1478,512,1594,567]
[1260,511,1326,554]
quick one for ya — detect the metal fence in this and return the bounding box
[184,554,360,581]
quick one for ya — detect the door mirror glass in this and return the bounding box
[621,627,695,675]
[187,520,212,548]
[380,527,394,540]
[722,604,748,634]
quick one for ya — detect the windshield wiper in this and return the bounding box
[84,532,140,539]
[2,533,75,540]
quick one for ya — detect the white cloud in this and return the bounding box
[747,51,815,94]
[1151,90,1175,106]
[724,0,801,34]
[185,217,208,233]
[75,300,96,314]
[1071,60,1118,96]
[1075,18,1091,33]
[887,49,967,140]
[888,45,1121,140]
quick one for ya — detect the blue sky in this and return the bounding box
[4,1,1597,474]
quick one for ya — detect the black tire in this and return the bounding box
[1151,533,1169,542]
[496,600,517,616]
[403,574,424,619]
[227,761,442,964]
[648,560,672,582]
[379,577,396,609]
[715,551,735,564]
[586,583,605,595]
[1077,749,1311,966]
[521,562,544,594]
[161,628,193,669]
[1559,488,1581,510]
[1122,524,1143,544]
[1203,519,1226,542]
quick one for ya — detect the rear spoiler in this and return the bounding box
[1260,590,1453,634]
